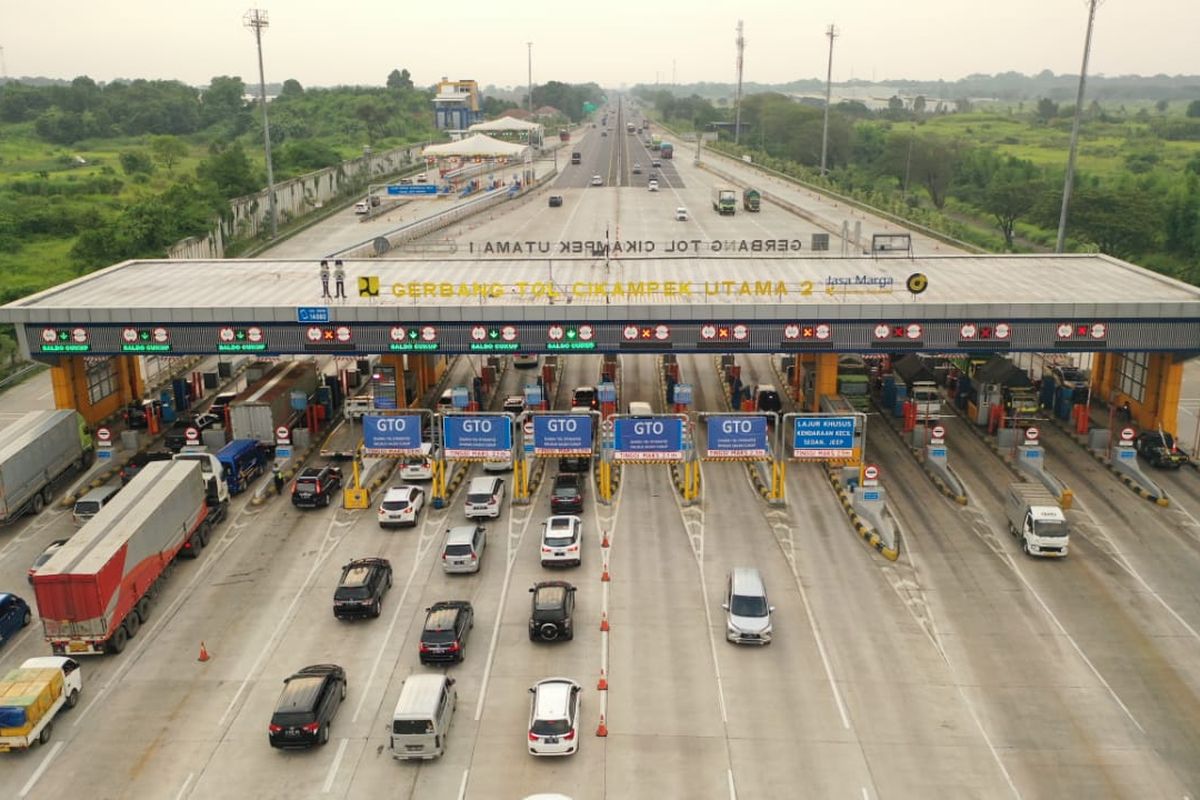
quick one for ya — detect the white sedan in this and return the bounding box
[377,485,425,527]
[590,175,603,186]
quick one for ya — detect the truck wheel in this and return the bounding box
[108,626,128,654]
[136,597,151,624]
[38,721,53,745]
[31,493,44,515]
[66,689,79,709]
[124,614,140,639]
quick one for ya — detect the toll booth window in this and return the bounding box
[1116,351,1148,404]
[86,357,118,405]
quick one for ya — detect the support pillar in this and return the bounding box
[812,353,839,412]
[1147,353,1183,434]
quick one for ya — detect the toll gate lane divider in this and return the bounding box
[710,356,772,500]
[868,393,969,506]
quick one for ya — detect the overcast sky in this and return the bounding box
[3,1,1195,90]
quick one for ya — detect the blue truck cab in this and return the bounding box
[217,439,268,495]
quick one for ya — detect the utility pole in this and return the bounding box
[1056,0,1100,253]
[0,47,7,80]
[819,24,838,176]
[527,42,533,115]
[244,9,277,239]
[733,20,745,145]
[672,59,677,85]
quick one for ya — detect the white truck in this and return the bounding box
[1004,483,1070,557]
[910,380,942,422]
[0,410,94,523]
[171,451,230,522]
[0,657,82,751]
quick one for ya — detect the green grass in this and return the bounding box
[0,238,78,298]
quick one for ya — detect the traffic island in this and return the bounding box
[826,466,899,561]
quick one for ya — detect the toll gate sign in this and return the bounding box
[792,416,855,460]
[443,414,513,460]
[705,415,769,460]
[363,415,423,456]
[614,417,684,462]
[533,414,593,456]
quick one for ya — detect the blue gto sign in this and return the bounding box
[443,414,512,459]
[614,417,684,462]
[363,415,423,455]
[705,415,768,459]
[533,414,593,456]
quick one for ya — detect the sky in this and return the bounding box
[2,1,1196,91]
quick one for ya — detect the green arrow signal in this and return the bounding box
[489,329,499,339]
[566,328,577,339]
[235,330,246,340]
[140,330,150,340]
[58,331,69,341]
[408,329,418,339]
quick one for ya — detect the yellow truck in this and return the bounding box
[0,657,82,751]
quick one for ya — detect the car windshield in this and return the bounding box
[553,486,577,497]
[535,587,567,610]
[404,456,429,466]
[34,549,60,568]
[445,544,473,556]
[382,499,409,511]
[531,717,571,736]
[74,501,101,515]
[730,594,768,617]
[1034,519,1070,538]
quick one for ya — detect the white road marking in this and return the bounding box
[322,737,348,793]
[18,741,63,798]
[727,768,737,799]
[456,769,470,800]
[173,773,195,800]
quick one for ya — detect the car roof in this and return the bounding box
[546,515,580,528]
[532,679,578,719]
[467,476,499,491]
[424,603,466,630]
[730,566,767,595]
[446,525,480,543]
[384,485,419,499]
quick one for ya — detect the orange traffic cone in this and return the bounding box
[597,669,608,690]
[600,568,610,582]
[596,713,608,737]
[600,612,610,632]
[198,642,210,662]
[601,530,610,548]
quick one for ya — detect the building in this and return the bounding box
[433,78,484,133]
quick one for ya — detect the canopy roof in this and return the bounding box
[468,116,543,133]
[422,134,528,158]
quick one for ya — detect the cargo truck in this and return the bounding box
[229,360,319,445]
[33,460,217,655]
[711,186,737,215]
[0,410,93,523]
[172,450,232,513]
[659,142,673,159]
[1004,483,1070,557]
[742,187,761,211]
[0,657,82,751]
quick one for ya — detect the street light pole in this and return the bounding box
[527,42,533,115]
[819,24,838,177]
[244,8,277,239]
[1055,0,1100,253]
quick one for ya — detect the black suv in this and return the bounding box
[292,465,343,508]
[268,664,347,748]
[120,450,173,485]
[529,581,576,641]
[333,558,393,619]
[558,455,592,474]
[163,413,223,452]
[550,473,585,514]
[418,600,474,664]
[1134,430,1190,469]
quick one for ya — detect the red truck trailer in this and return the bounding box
[33,460,214,655]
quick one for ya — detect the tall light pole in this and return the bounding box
[733,20,745,145]
[526,42,533,115]
[244,8,277,239]
[1055,0,1101,253]
[819,24,838,176]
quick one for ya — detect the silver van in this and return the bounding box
[723,567,774,645]
[463,476,505,519]
[442,525,487,573]
[390,674,456,760]
[72,484,121,525]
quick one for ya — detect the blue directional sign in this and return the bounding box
[452,387,470,410]
[673,383,693,405]
[386,184,437,196]
[598,382,617,404]
[443,415,512,459]
[792,415,856,459]
[614,417,684,462]
[363,414,423,455]
[533,414,593,456]
[296,306,330,324]
[705,415,768,459]
[524,384,543,407]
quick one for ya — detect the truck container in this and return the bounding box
[1004,483,1069,557]
[0,657,82,751]
[659,142,673,159]
[229,360,319,445]
[742,187,761,211]
[0,410,93,524]
[33,460,215,655]
[559,128,570,142]
[836,356,871,411]
[570,152,582,165]
[711,187,737,215]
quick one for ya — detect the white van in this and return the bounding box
[353,199,370,215]
[463,476,505,519]
[627,401,653,417]
[72,484,121,525]
[390,674,457,760]
[400,443,438,481]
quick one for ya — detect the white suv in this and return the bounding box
[378,485,425,527]
[527,678,582,756]
[464,476,505,519]
[540,516,582,567]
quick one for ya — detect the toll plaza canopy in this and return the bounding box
[422,134,529,159]
[467,116,543,135]
[3,253,1199,360]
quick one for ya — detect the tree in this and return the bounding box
[354,99,390,144]
[888,95,904,112]
[1066,184,1161,257]
[119,150,155,175]
[980,165,1043,249]
[201,76,247,128]
[1187,100,1200,118]
[195,142,260,198]
[1155,99,1169,114]
[1035,97,1058,122]
[150,135,188,172]
[913,96,926,114]
[387,69,414,91]
[279,79,304,98]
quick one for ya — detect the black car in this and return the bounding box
[529,581,576,641]
[121,400,159,430]
[268,664,346,748]
[548,195,564,208]
[333,557,393,619]
[1134,430,1190,469]
[571,386,598,410]
[292,465,343,508]
[558,455,592,474]
[119,450,173,485]
[550,473,585,514]
[418,600,474,664]
[163,413,223,452]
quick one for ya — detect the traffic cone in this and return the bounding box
[600,612,610,632]
[198,642,210,662]
[596,713,608,737]
[601,530,610,548]
[597,669,608,690]
[601,567,610,582]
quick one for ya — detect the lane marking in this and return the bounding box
[456,769,470,800]
[18,741,63,798]
[322,737,348,793]
[173,772,195,800]
[727,768,737,800]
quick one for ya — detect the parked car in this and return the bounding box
[442,525,487,573]
[541,516,583,567]
[550,473,585,514]
[268,664,347,748]
[378,485,425,527]
[548,195,564,208]
[119,450,173,485]
[529,581,576,641]
[527,678,582,756]
[419,601,474,664]
[333,558,393,619]
[1134,430,1190,469]
[1048,364,1090,389]
[291,464,343,508]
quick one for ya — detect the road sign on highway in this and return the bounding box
[363,414,423,455]
[864,464,880,481]
[386,184,437,196]
[673,383,693,405]
[296,306,330,324]
[931,425,946,440]
[533,414,594,457]
[704,415,768,459]
[275,425,291,442]
[1120,426,1136,442]
[96,427,112,444]
[523,419,535,436]
[1025,426,1040,442]
[792,415,856,459]
[185,426,200,444]
[613,416,683,463]
[443,414,512,460]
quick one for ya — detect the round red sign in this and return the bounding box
[864,464,880,480]
[185,427,199,441]
[96,427,112,442]
[1120,427,1136,441]
[276,426,291,441]
[931,425,946,439]
[1025,426,1040,441]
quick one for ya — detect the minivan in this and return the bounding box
[400,442,439,481]
[464,476,505,519]
[722,567,774,645]
[391,674,457,760]
[627,401,653,417]
[442,525,487,573]
[72,485,121,525]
